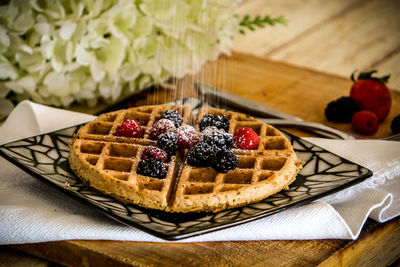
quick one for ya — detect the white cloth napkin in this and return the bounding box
[0,100,399,244]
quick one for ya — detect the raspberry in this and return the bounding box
[199,114,230,132]
[157,132,178,156]
[324,96,359,123]
[115,119,143,138]
[351,110,379,135]
[141,146,168,163]
[187,143,215,167]
[149,119,176,140]
[212,149,238,173]
[160,110,182,128]
[202,128,233,151]
[137,158,167,179]
[233,128,259,150]
[390,114,400,134]
[175,124,201,149]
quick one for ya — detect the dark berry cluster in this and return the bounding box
[160,109,182,128]
[324,96,359,123]
[137,111,240,178]
[137,158,167,179]
[199,114,230,132]
[213,150,238,173]
[187,119,238,173]
[201,128,233,152]
[187,143,215,167]
[137,109,183,179]
[157,132,178,157]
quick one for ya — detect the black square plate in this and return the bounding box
[0,98,372,240]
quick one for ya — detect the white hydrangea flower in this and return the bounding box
[0,0,240,112]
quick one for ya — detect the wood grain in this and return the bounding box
[234,0,400,90]
[10,52,400,266]
[234,0,361,55]
[12,219,400,267]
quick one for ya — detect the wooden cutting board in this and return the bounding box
[11,52,400,266]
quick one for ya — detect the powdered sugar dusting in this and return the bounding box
[176,124,201,149]
[149,119,176,140]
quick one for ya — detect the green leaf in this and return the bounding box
[351,70,390,83]
[239,14,288,34]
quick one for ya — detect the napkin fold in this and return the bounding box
[0,100,399,244]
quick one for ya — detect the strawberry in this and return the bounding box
[351,110,379,135]
[115,119,143,138]
[233,128,259,150]
[350,70,391,121]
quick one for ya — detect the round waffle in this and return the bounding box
[69,105,303,213]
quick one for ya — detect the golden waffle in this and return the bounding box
[69,105,303,213]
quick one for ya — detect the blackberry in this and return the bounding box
[137,158,167,179]
[187,143,215,167]
[160,110,182,128]
[199,114,230,132]
[202,129,233,151]
[199,114,215,131]
[391,114,400,134]
[214,115,230,132]
[324,96,359,123]
[213,149,238,173]
[157,132,178,156]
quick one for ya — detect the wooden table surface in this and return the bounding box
[234,0,400,91]
[2,0,400,266]
[3,52,400,267]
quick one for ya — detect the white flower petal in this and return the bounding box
[111,83,122,101]
[13,10,35,32]
[0,26,10,53]
[95,37,125,75]
[60,95,74,106]
[90,62,106,82]
[15,51,44,73]
[19,44,33,54]
[65,41,74,63]
[0,56,18,79]
[59,21,77,40]
[76,44,93,66]
[29,0,44,12]
[121,64,140,81]
[0,0,240,108]
[16,75,37,92]
[34,23,54,35]
[99,78,112,98]
[5,81,23,94]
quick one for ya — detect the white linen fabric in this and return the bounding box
[0,101,399,244]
